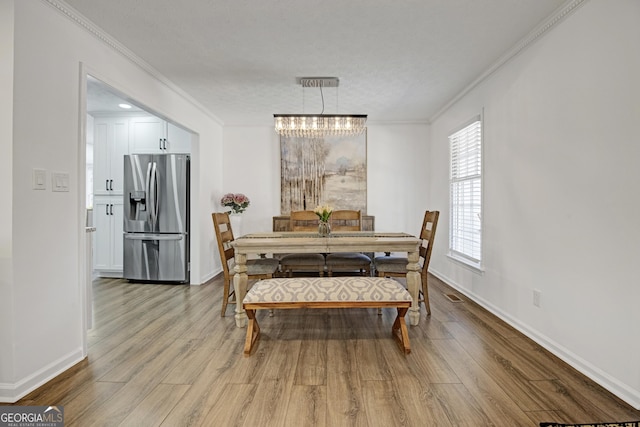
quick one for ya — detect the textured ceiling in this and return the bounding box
[68,0,568,124]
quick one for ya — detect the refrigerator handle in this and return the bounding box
[150,161,159,229]
[146,161,153,226]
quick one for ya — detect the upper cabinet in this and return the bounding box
[93,117,129,196]
[130,116,191,154]
[130,115,165,153]
[166,122,192,153]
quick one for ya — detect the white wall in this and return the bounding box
[1,0,223,402]
[221,123,430,238]
[428,0,640,408]
[0,0,15,387]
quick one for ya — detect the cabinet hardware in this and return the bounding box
[159,138,163,150]
[106,179,109,191]
[163,138,167,150]
[110,179,113,191]
[106,204,109,215]
[110,204,113,215]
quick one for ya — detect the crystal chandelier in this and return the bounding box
[274,77,367,138]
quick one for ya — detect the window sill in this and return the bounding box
[447,252,484,274]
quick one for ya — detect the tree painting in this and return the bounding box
[280,132,367,214]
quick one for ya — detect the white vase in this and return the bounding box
[229,213,243,237]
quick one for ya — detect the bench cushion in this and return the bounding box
[244,277,411,304]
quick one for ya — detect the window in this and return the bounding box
[449,116,482,268]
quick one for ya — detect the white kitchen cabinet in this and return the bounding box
[166,122,192,153]
[130,115,166,153]
[130,116,191,153]
[93,197,124,275]
[93,117,129,196]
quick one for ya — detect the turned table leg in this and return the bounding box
[233,252,248,328]
[406,249,421,326]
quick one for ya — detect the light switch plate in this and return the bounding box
[33,169,47,190]
[52,172,70,192]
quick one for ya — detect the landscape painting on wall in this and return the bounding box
[280,131,367,214]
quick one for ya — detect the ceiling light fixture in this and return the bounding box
[274,77,367,138]
[118,103,132,109]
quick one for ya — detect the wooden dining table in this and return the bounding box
[230,231,422,328]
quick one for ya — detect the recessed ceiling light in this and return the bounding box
[118,103,132,109]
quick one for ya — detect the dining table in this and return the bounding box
[230,231,422,328]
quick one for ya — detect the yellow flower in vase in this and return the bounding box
[314,205,333,236]
[313,204,333,222]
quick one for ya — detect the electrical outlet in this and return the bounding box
[533,289,541,307]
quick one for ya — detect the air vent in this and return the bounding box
[444,293,463,303]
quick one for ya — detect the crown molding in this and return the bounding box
[42,0,223,125]
[430,0,588,123]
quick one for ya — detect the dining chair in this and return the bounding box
[279,210,326,277]
[374,210,439,315]
[325,210,372,276]
[212,212,280,317]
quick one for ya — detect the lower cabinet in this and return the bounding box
[93,197,124,275]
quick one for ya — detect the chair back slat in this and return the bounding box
[212,212,236,277]
[331,210,362,231]
[419,211,439,276]
[290,210,319,231]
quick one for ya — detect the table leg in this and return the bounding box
[233,252,248,327]
[406,249,421,326]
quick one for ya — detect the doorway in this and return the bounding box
[81,70,196,355]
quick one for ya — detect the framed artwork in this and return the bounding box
[280,131,367,214]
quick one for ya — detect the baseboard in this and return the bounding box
[0,348,85,403]
[429,268,640,410]
[198,268,222,285]
[94,270,123,278]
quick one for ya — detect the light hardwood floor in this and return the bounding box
[15,274,640,426]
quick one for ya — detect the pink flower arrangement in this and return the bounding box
[221,193,250,214]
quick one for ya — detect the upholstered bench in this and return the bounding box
[242,276,412,356]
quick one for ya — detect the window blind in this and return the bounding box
[449,118,482,264]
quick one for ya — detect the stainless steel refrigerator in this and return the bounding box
[123,154,190,283]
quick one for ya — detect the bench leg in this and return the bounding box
[392,307,411,354]
[244,309,260,356]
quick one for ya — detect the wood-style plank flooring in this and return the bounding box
[15,274,640,426]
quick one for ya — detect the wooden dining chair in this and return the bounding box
[279,210,326,277]
[325,210,372,276]
[374,210,439,315]
[212,212,280,317]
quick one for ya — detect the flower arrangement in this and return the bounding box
[313,204,333,222]
[221,193,250,214]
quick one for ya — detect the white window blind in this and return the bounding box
[449,117,482,265]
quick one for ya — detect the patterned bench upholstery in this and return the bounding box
[242,277,412,355]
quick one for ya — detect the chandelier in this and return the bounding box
[274,77,367,138]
